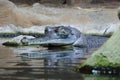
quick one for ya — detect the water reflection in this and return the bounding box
[12,46,88,68]
[0,45,86,80]
[0,45,120,80]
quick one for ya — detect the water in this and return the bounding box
[0,1,120,79]
[0,39,120,80]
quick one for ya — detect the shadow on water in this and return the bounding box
[0,44,119,80]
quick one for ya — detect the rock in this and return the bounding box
[0,0,17,26]
[77,7,120,74]
[84,8,120,67]
[32,3,40,7]
[85,30,120,67]
[78,25,120,74]
[0,0,42,27]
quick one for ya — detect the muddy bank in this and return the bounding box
[0,0,120,35]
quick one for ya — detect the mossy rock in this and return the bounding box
[85,29,120,67]
[77,8,120,74]
[77,29,120,74]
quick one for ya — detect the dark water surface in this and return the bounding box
[0,43,119,80]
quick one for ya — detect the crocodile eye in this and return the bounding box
[54,29,58,33]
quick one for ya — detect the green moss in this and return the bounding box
[88,55,110,66]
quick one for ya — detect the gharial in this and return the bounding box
[20,26,108,48]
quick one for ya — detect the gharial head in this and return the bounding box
[45,26,73,39]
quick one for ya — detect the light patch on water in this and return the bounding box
[11,46,43,54]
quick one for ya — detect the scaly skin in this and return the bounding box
[21,26,108,48]
[21,26,80,46]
